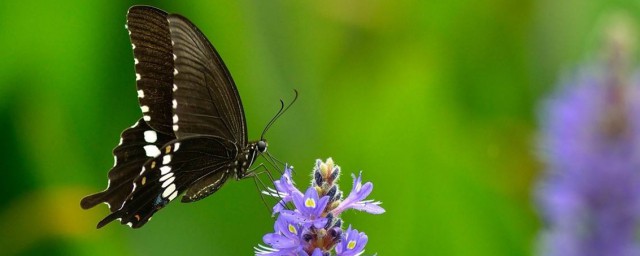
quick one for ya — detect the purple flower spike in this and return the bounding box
[335,225,368,256]
[535,36,640,256]
[257,159,383,255]
[332,172,384,215]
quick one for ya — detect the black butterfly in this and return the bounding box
[80,5,269,228]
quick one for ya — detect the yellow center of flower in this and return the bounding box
[347,240,357,250]
[305,198,316,208]
[288,224,297,234]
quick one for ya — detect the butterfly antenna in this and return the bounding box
[260,90,299,141]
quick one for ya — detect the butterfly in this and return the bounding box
[80,5,271,228]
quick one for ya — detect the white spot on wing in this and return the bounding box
[143,115,151,122]
[134,58,139,64]
[159,172,173,182]
[143,145,160,157]
[173,54,177,60]
[172,99,177,109]
[137,90,144,98]
[113,156,118,167]
[160,166,171,175]
[161,176,175,188]
[162,155,172,165]
[173,68,178,75]
[126,222,133,227]
[173,124,179,131]
[136,73,141,81]
[169,191,178,201]
[140,167,146,175]
[173,84,177,92]
[172,114,178,124]
[174,142,181,152]
[132,43,136,49]
[144,130,157,143]
[162,184,176,198]
[118,137,123,145]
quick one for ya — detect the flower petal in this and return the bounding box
[281,210,328,228]
[276,167,299,194]
[263,233,299,249]
[275,215,302,239]
[332,174,381,215]
[310,248,324,256]
[294,187,329,217]
[336,226,368,256]
[351,201,385,214]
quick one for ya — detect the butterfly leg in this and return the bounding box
[243,163,284,215]
[261,151,285,174]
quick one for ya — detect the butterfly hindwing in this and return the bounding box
[167,14,247,144]
[127,6,175,135]
[96,135,237,228]
[182,166,230,203]
[81,119,174,212]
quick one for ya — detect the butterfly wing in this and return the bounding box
[127,6,175,135]
[85,6,255,228]
[167,13,247,145]
[81,119,174,212]
[96,135,236,228]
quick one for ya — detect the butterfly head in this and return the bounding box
[257,140,268,153]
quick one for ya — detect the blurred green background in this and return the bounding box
[1,0,639,255]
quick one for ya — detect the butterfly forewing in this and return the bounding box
[127,6,175,135]
[167,14,247,144]
[96,135,237,228]
[81,119,174,212]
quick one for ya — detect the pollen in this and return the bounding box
[305,198,316,208]
[288,224,297,234]
[347,240,357,250]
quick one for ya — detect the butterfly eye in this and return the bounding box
[257,140,267,153]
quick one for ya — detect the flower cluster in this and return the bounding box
[255,158,384,256]
[535,29,640,255]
